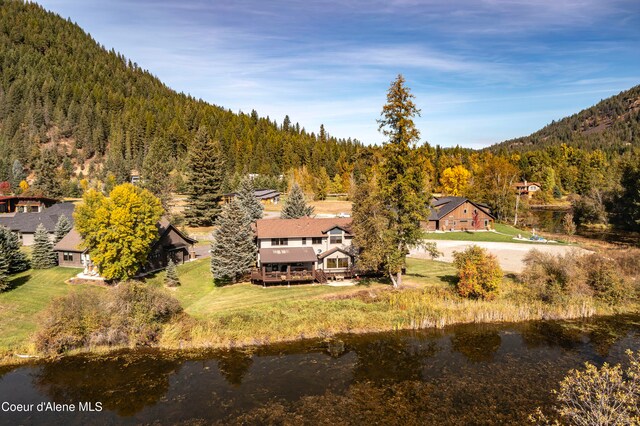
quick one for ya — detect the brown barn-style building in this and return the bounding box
[0,195,59,213]
[422,197,495,231]
[54,219,196,275]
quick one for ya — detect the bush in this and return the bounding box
[452,246,502,299]
[520,250,591,303]
[580,254,630,305]
[34,282,182,354]
[520,250,633,305]
[536,350,640,425]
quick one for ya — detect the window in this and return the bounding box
[271,238,288,246]
[63,252,74,262]
[312,237,322,244]
[327,258,348,269]
[463,208,467,214]
[330,235,342,244]
[302,237,307,245]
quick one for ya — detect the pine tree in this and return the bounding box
[54,214,72,243]
[236,176,263,222]
[11,159,25,192]
[210,199,256,285]
[164,259,180,287]
[0,226,30,279]
[185,128,225,227]
[142,137,174,210]
[281,182,314,218]
[34,149,63,198]
[32,224,57,269]
[368,74,430,287]
[0,244,10,291]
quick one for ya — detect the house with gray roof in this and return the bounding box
[0,202,75,245]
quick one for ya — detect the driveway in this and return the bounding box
[410,240,591,273]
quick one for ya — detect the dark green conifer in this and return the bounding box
[236,176,263,222]
[210,199,256,285]
[185,128,225,226]
[0,226,30,283]
[164,259,180,287]
[54,214,72,243]
[281,183,314,219]
[32,224,57,269]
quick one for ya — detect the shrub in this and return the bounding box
[580,254,630,305]
[520,250,633,306]
[520,250,591,303]
[551,350,639,425]
[452,246,502,299]
[34,282,182,354]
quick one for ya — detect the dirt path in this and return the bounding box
[410,240,591,273]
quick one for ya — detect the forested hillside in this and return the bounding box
[493,85,640,153]
[0,1,360,194]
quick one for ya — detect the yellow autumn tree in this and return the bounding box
[440,165,471,196]
[74,183,164,281]
[18,180,29,194]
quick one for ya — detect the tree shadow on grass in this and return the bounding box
[4,274,31,292]
[436,275,458,287]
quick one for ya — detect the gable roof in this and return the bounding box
[428,197,495,221]
[255,218,352,238]
[318,247,355,260]
[156,218,197,245]
[53,227,85,252]
[0,202,75,234]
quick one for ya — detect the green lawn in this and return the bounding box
[145,259,400,318]
[423,223,566,244]
[0,267,103,350]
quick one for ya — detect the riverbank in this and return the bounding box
[1,257,637,367]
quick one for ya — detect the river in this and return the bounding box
[0,315,638,425]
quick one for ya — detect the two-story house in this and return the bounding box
[251,217,355,284]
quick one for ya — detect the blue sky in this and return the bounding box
[36,0,640,148]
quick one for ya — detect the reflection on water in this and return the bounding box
[0,315,638,425]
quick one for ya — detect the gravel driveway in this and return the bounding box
[410,240,591,273]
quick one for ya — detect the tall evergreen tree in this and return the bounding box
[142,137,174,210]
[210,199,256,285]
[0,250,9,291]
[0,225,30,278]
[236,176,263,222]
[34,149,63,197]
[281,182,314,218]
[164,259,180,287]
[54,214,72,243]
[11,159,25,192]
[185,128,225,227]
[365,74,430,287]
[32,223,57,269]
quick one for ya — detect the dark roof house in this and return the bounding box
[422,197,495,231]
[54,218,197,277]
[0,195,59,213]
[223,189,280,204]
[0,202,75,246]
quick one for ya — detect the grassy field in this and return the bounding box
[2,254,632,358]
[0,267,103,350]
[423,223,568,244]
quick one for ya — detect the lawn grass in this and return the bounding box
[422,223,567,244]
[0,267,103,350]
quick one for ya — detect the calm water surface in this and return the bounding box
[0,315,639,425]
